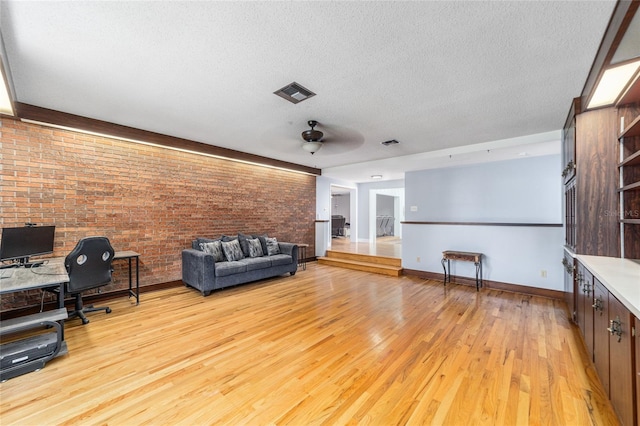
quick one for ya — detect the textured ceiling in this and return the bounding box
[0,1,615,182]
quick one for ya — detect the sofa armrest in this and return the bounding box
[278,242,298,264]
[182,249,216,295]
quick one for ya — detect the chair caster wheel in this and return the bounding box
[106,308,112,314]
[82,318,90,325]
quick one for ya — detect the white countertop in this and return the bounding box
[576,255,640,319]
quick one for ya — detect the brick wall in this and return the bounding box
[0,117,316,310]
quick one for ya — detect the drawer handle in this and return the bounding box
[607,317,623,342]
[592,298,603,312]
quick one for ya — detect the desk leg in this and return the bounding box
[135,257,139,305]
[59,282,65,340]
[128,258,132,300]
[126,257,140,305]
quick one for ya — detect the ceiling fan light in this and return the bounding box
[302,141,323,154]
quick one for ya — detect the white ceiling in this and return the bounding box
[0,1,615,183]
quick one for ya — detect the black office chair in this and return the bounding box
[63,237,115,324]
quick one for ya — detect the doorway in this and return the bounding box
[369,188,404,244]
[330,185,356,242]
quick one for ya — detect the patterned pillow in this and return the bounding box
[237,233,252,257]
[253,234,269,255]
[221,239,245,261]
[200,240,225,262]
[247,238,264,258]
[265,237,280,256]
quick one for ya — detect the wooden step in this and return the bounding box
[325,250,402,267]
[319,250,403,276]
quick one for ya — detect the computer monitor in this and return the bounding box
[0,225,56,265]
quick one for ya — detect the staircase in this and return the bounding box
[317,250,402,277]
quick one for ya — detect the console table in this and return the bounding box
[295,244,309,271]
[441,250,483,291]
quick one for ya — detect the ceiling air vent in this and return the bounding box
[381,139,399,146]
[274,82,316,104]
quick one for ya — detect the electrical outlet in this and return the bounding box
[410,206,418,212]
[540,270,547,278]
[416,256,420,263]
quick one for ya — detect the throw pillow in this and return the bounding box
[237,233,252,257]
[253,234,269,255]
[200,240,225,262]
[266,237,280,256]
[221,239,245,261]
[247,238,264,258]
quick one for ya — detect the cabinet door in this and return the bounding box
[576,264,586,333]
[564,180,576,250]
[582,268,594,360]
[592,279,609,396]
[562,115,576,184]
[562,253,575,321]
[608,295,635,426]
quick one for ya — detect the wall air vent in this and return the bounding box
[381,139,399,146]
[274,82,316,104]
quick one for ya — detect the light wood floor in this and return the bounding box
[0,263,617,425]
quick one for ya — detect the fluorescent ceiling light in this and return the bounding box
[587,60,640,109]
[371,175,383,179]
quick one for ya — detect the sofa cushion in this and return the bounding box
[241,256,272,271]
[266,237,280,256]
[214,260,247,277]
[200,240,225,262]
[221,239,245,261]
[269,254,293,266]
[247,238,264,257]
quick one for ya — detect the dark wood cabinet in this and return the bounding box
[592,279,610,396]
[582,267,595,359]
[562,253,575,321]
[564,180,576,251]
[575,107,621,258]
[575,263,586,336]
[608,295,635,426]
[562,98,579,185]
[575,260,637,425]
[576,262,594,357]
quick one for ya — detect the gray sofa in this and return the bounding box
[182,236,298,296]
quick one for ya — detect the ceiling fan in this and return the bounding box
[296,120,365,156]
[301,120,324,154]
